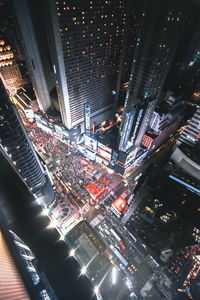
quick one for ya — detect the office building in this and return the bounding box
[119,0,186,151]
[44,0,129,130]
[169,245,200,299]
[142,93,186,151]
[13,0,130,130]
[0,79,54,201]
[0,214,57,300]
[0,40,24,95]
[155,142,200,229]
[178,106,200,146]
[170,142,200,181]
[119,97,157,151]
[12,0,53,113]
[9,230,57,299]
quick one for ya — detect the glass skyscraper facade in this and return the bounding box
[47,0,128,129]
[119,0,187,151]
[0,79,54,202]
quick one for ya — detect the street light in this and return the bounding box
[59,234,65,241]
[94,286,99,295]
[69,249,75,257]
[42,208,49,215]
[80,266,87,275]
[47,218,57,229]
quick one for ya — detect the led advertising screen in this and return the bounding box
[98,142,112,153]
[96,155,109,165]
[125,148,138,165]
[133,151,148,166]
[97,148,112,161]
[78,145,96,161]
[84,135,97,151]
[112,196,127,213]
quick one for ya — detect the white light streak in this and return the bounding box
[112,267,117,284]
[80,266,87,275]
[69,249,75,257]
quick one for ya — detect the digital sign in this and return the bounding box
[84,135,97,151]
[96,155,109,165]
[125,148,137,164]
[98,142,112,153]
[78,145,96,161]
[112,196,127,213]
[133,151,148,166]
[97,148,112,161]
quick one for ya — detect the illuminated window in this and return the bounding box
[91,20,93,23]
[72,17,76,21]
[65,28,68,30]
[67,7,70,10]
[73,7,75,10]
[82,11,85,14]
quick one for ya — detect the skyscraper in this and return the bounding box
[178,107,200,146]
[12,0,53,113]
[0,40,24,95]
[0,79,54,201]
[44,0,129,130]
[119,0,187,151]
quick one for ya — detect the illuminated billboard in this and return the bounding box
[125,148,137,164]
[84,135,97,151]
[133,151,148,166]
[98,142,112,153]
[85,183,105,199]
[97,148,112,161]
[96,155,109,165]
[78,145,96,161]
[112,196,127,214]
